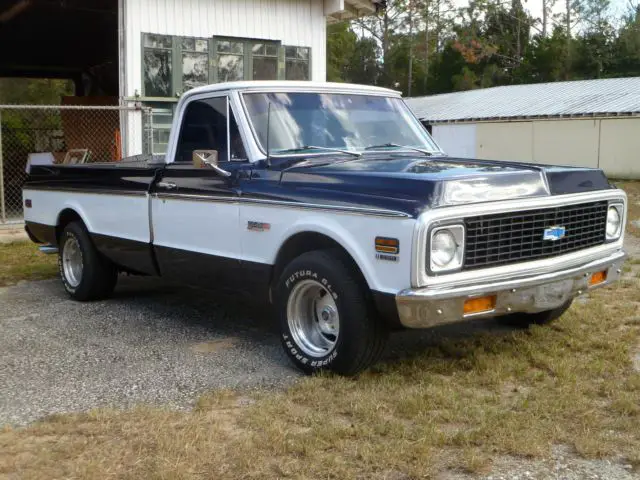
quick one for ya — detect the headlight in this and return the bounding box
[430,225,465,273]
[432,230,457,266]
[606,204,623,240]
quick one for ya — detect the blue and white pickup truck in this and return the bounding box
[22,81,627,375]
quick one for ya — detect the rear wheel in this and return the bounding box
[496,300,573,328]
[58,221,118,301]
[275,249,388,376]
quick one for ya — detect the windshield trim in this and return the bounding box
[239,90,443,158]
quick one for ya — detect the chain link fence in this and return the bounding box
[0,104,153,224]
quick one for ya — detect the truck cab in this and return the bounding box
[23,81,628,375]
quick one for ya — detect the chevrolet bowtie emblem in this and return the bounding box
[543,226,566,241]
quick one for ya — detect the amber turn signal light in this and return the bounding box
[375,237,399,254]
[589,270,607,286]
[463,295,497,315]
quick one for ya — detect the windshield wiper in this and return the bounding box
[271,145,362,158]
[281,155,363,173]
[364,143,435,156]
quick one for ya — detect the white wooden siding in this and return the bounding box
[124,0,327,97]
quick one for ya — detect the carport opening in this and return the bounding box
[0,0,119,98]
[0,0,120,223]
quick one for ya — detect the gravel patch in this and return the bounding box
[0,276,300,426]
[0,272,522,428]
[439,446,639,480]
[478,445,639,480]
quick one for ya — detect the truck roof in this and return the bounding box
[181,81,402,98]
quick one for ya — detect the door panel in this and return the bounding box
[151,93,255,291]
[151,164,241,288]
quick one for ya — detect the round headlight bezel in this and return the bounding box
[429,225,465,273]
[606,204,623,241]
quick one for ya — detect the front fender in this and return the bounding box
[239,202,416,293]
[277,216,381,291]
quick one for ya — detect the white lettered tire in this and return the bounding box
[275,249,388,376]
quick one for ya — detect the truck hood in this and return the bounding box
[273,155,613,218]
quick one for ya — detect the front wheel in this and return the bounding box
[496,300,573,328]
[58,221,118,301]
[275,249,388,376]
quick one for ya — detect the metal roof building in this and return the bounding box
[405,77,640,179]
[405,77,640,123]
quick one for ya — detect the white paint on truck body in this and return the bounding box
[21,190,151,244]
[22,188,416,294]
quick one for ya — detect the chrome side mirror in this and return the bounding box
[192,150,232,177]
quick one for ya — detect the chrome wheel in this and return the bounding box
[287,279,340,358]
[62,235,83,288]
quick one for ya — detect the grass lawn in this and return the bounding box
[1,183,639,479]
[0,241,57,287]
[1,277,638,479]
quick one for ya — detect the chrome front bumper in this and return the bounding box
[396,250,627,329]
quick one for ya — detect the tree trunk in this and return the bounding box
[424,0,430,93]
[566,0,571,78]
[408,0,414,96]
[515,0,521,61]
[382,11,391,85]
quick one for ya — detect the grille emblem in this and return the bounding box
[543,226,566,241]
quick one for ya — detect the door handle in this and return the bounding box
[157,181,177,190]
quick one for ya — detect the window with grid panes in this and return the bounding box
[216,40,245,82]
[181,38,209,91]
[142,34,311,152]
[285,46,310,80]
[143,34,173,97]
[142,34,311,94]
[251,42,279,80]
[147,102,175,155]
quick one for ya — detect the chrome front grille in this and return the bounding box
[463,201,608,271]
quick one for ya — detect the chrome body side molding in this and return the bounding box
[21,187,412,219]
[154,192,412,218]
[23,186,147,197]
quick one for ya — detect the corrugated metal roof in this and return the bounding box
[405,77,640,123]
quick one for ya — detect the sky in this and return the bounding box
[450,0,633,28]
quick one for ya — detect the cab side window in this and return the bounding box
[175,96,247,163]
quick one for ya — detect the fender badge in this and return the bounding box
[376,253,398,262]
[247,221,271,232]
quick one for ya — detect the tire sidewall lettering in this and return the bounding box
[284,269,339,302]
[281,267,340,369]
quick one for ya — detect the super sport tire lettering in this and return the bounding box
[275,248,388,376]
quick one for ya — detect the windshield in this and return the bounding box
[241,92,441,155]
